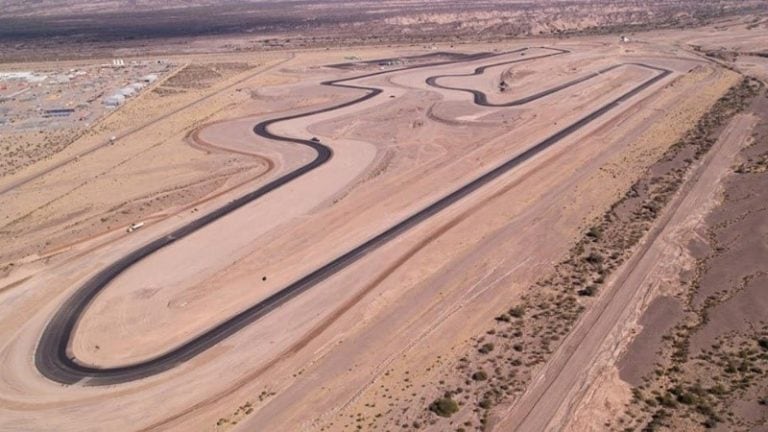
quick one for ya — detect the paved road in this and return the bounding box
[34,48,671,385]
[427,61,627,106]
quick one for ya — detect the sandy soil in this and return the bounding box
[0,22,764,432]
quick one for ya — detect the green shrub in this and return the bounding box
[509,305,526,318]
[478,399,492,409]
[478,343,495,354]
[707,384,726,395]
[677,392,696,405]
[585,252,604,264]
[656,393,677,408]
[758,338,768,351]
[429,397,459,417]
[586,226,603,240]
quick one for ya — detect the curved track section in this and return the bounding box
[35,48,671,385]
[33,47,541,385]
[427,62,629,106]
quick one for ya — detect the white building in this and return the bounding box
[117,86,136,97]
[103,94,125,107]
[0,71,48,83]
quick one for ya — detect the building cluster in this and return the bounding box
[0,59,170,132]
[103,72,159,107]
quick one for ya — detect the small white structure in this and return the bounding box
[141,74,158,83]
[103,94,125,107]
[112,59,125,67]
[620,35,631,43]
[117,86,136,97]
[0,71,33,80]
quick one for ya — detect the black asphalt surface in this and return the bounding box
[34,47,671,385]
[427,61,628,106]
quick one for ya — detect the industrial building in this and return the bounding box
[118,86,136,97]
[42,108,75,118]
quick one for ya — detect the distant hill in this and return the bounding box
[0,1,277,17]
[1,0,766,62]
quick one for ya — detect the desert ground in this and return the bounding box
[0,11,766,432]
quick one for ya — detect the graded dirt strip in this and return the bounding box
[35,49,671,385]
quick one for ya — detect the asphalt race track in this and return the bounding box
[35,47,671,385]
[427,62,628,106]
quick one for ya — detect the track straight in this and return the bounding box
[35,48,671,385]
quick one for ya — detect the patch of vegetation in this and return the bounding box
[478,343,495,354]
[615,81,768,432]
[509,305,526,318]
[759,338,768,351]
[586,225,603,240]
[623,328,768,431]
[429,397,459,417]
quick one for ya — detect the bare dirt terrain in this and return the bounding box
[0,8,767,432]
[545,26,768,432]
[1,0,767,62]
